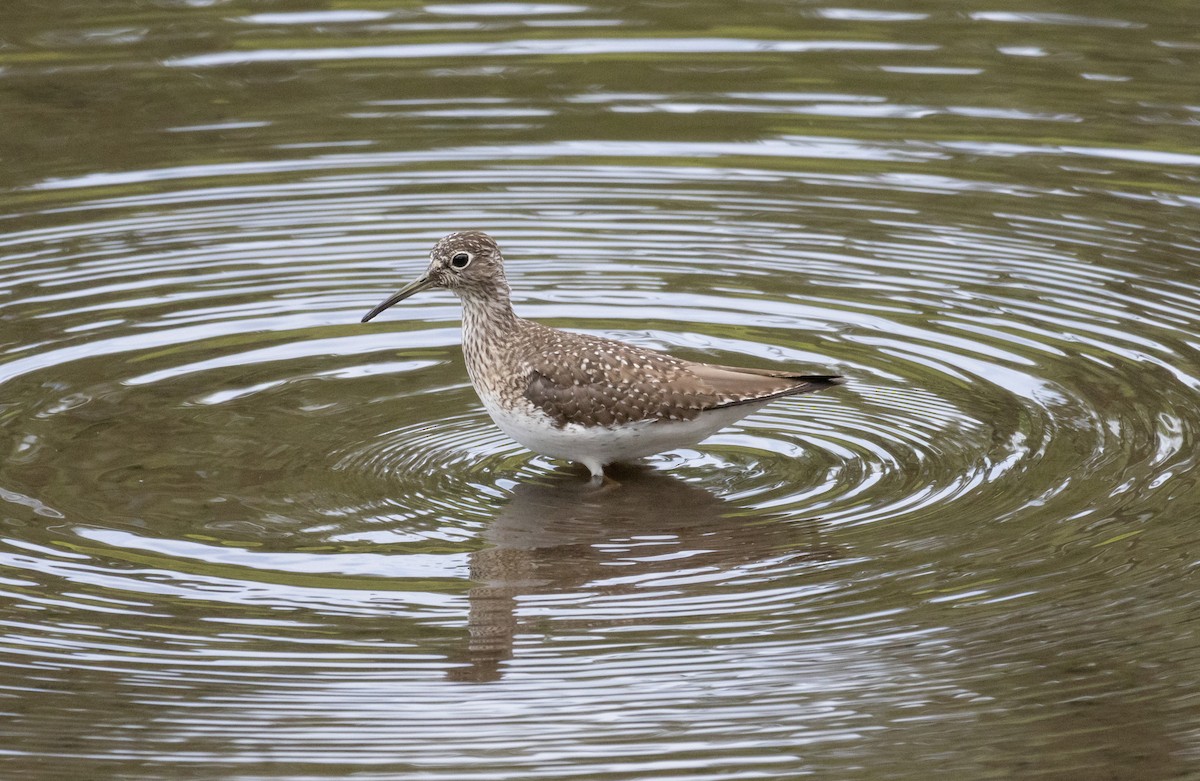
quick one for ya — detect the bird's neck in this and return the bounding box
[459,284,522,383]
[459,283,517,332]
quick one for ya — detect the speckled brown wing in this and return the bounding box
[521,328,841,428]
[689,363,845,408]
[523,333,709,427]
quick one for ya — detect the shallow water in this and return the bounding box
[3,1,1200,778]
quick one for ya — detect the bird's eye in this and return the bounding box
[451,252,471,269]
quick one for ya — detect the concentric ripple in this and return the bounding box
[4,156,1198,594]
[4,2,1200,774]
[12,159,1191,542]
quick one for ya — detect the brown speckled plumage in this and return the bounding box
[362,231,843,478]
[515,324,838,427]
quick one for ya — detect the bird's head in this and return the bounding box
[361,231,508,322]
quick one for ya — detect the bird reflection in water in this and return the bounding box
[447,464,839,682]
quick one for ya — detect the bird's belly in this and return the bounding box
[477,391,764,464]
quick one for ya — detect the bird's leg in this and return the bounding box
[582,460,620,490]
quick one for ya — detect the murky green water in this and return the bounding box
[3,1,1199,778]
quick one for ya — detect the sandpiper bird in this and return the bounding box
[361,232,843,480]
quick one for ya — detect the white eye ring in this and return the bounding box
[451,252,471,269]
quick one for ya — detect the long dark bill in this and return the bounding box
[360,275,436,323]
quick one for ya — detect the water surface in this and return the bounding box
[2,1,1199,778]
